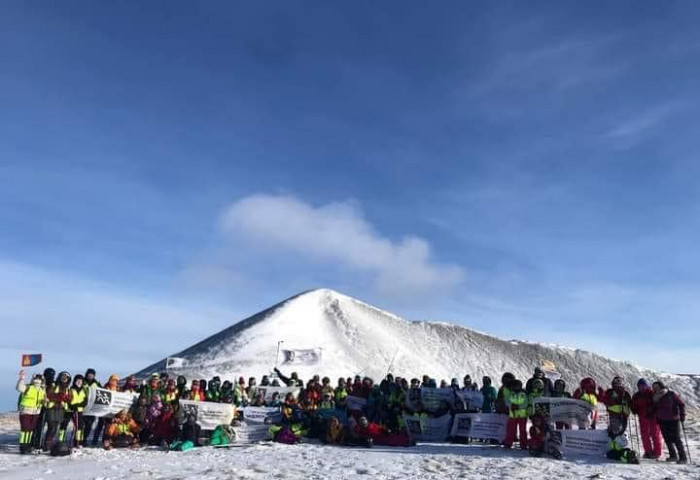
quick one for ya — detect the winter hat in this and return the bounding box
[532,379,545,390]
[483,376,492,386]
[238,377,246,385]
[109,374,120,382]
[73,374,84,385]
[637,378,651,390]
[85,368,96,377]
[534,367,544,377]
[612,376,623,388]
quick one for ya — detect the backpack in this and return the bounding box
[50,442,71,457]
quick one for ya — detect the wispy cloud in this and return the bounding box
[220,194,465,298]
[604,102,680,148]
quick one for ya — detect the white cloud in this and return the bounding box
[604,102,680,148]
[220,194,465,297]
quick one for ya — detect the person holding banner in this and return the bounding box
[103,409,140,450]
[573,377,604,429]
[503,380,528,450]
[551,379,572,430]
[16,370,46,454]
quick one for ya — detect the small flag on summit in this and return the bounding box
[21,354,43,367]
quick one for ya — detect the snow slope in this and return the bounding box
[137,289,700,405]
[1,412,699,479]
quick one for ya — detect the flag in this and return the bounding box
[21,354,42,367]
[166,357,186,369]
[281,348,322,366]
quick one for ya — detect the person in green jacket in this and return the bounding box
[480,376,498,413]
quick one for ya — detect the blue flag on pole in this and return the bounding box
[21,354,42,367]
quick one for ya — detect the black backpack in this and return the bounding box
[50,442,71,457]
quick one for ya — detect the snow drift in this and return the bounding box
[136,289,700,405]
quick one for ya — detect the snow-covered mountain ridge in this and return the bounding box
[137,289,700,406]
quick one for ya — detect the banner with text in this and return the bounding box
[240,406,282,425]
[179,400,235,430]
[256,386,301,403]
[403,413,452,442]
[451,413,508,442]
[549,429,609,457]
[83,387,139,417]
[405,388,455,413]
[280,348,322,366]
[454,390,484,411]
[533,397,595,425]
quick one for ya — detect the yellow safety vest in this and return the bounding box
[70,387,87,412]
[20,385,45,410]
[508,392,528,418]
[46,386,71,411]
[580,392,598,406]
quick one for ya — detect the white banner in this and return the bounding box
[405,388,455,413]
[240,406,282,424]
[533,397,595,425]
[454,390,484,411]
[346,395,367,411]
[233,424,270,443]
[179,400,235,430]
[549,429,609,456]
[166,357,187,369]
[280,348,321,366]
[83,388,139,417]
[403,413,452,442]
[451,413,508,441]
[255,386,300,403]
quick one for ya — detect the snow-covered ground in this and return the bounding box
[1,412,699,479]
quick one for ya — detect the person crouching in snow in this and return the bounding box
[503,380,528,450]
[528,411,562,459]
[606,416,639,464]
[103,410,140,450]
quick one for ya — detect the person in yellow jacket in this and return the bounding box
[503,379,528,449]
[16,370,46,454]
[59,374,88,447]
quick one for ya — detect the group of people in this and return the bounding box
[14,365,690,464]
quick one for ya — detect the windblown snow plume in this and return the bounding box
[137,289,700,405]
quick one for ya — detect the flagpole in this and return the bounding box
[275,341,284,368]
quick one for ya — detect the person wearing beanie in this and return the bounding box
[631,378,662,459]
[30,367,55,451]
[652,381,688,463]
[82,368,101,443]
[526,367,553,397]
[59,374,88,447]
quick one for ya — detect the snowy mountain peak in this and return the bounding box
[136,289,700,405]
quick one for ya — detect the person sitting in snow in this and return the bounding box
[351,415,413,447]
[324,416,372,447]
[606,416,639,464]
[528,411,562,459]
[103,409,140,450]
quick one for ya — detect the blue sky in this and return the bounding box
[2,1,700,408]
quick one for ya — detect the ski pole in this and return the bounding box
[681,421,692,464]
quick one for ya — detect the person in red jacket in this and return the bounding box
[352,415,413,447]
[603,377,633,434]
[652,381,688,464]
[631,378,662,459]
[44,371,73,452]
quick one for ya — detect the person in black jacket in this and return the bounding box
[525,368,553,397]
